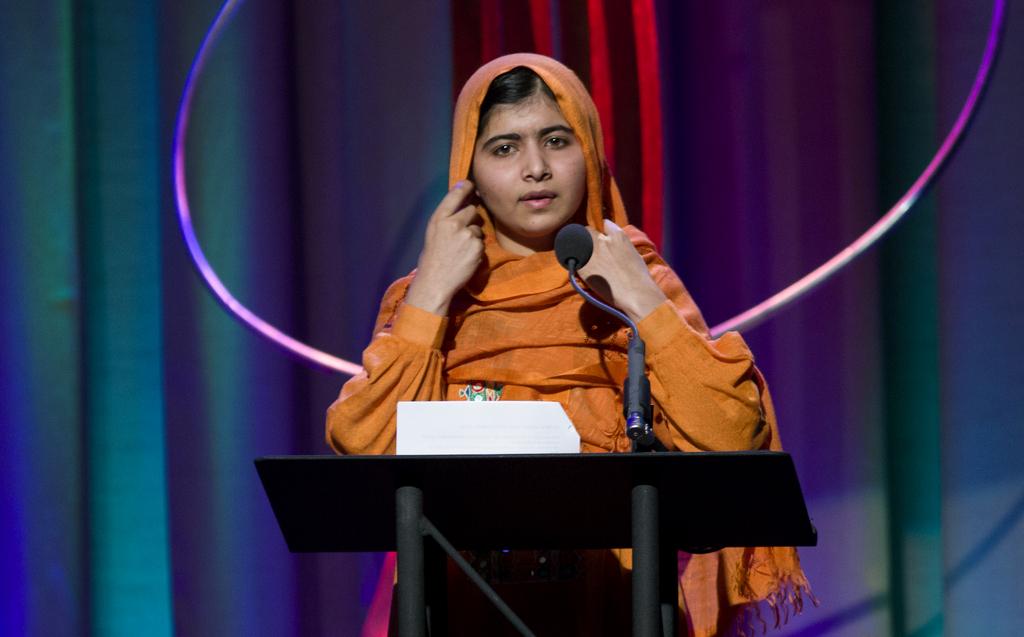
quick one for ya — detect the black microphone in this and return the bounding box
[553,223,593,269]
[554,224,655,449]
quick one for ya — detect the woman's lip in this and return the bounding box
[520,190,557,200]
[521,196,555,209]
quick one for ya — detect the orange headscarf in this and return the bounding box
[449,52,629,230]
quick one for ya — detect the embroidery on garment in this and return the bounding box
[458,381,504,402]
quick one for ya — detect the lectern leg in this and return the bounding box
[632,484,659,637]
[396,485,426,637]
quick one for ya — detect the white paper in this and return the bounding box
[396,401,580,455]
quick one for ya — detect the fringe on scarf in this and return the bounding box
[730,572,819,637]
[719,544,819,637]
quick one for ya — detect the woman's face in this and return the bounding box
[472,93,586,255]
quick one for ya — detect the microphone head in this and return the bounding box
[554,223,593,270]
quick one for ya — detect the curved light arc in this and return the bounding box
[172,0,361,375]
[709,0,1006,337]
[174,0,1006,373]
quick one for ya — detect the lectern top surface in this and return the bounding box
[255,452,816,553]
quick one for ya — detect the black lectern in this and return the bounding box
[256,452,816,637]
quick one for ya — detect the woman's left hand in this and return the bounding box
[578,219,668,323]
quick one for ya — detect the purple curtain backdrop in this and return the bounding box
[1,0,1021,635]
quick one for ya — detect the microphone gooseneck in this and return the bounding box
[555,225,655,449]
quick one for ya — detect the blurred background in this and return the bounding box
[1,0,1021,635]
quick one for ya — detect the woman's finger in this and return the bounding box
[434,180,475,218]
[450,204,482,226]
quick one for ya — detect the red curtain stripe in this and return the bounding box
[586,0,616,168]
[631,0,664,247]
[480,0,503,62]
[529,0,555,56]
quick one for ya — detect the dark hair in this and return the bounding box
[478,66,556,131]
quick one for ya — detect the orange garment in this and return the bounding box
[327,53,812,637]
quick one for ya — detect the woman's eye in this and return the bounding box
[546,136,569,148]
[492,144,515,156]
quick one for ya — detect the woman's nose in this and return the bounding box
[521,145,551,181]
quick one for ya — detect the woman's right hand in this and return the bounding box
[405,180,484,316]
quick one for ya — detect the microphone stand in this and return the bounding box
[566,259,657,451]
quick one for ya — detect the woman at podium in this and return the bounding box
[327,53,811,636]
